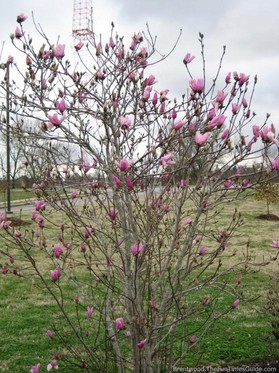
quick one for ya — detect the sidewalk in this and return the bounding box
[0,198,36,211]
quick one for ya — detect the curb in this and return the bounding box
[0,198,36,209]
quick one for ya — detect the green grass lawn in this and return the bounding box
[0,192,278,372]
[0,188,36,203]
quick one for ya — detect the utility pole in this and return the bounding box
[6,60,12,213]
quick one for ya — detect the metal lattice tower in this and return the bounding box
[72,0,94,41]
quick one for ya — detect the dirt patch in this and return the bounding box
[8,217,31,227]
[257,214,279,221]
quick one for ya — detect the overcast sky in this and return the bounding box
[1,0,279,127]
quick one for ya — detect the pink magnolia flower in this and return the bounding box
[47,113,66,126]
[84,226,94,239]
[56,98,67,114]
[171,109,177,119]
[224,180,233,188]
[207,114,227,130]
[74,41,84,51]
[116,45,125,60]
[238,73,249,86]
[130,39,136,50]
[137,338,147,349]
[232,103,239,115]
[189,78,204,94]
[133,31,143,44]
[53,352,60,360]
[232,298,240,308]
[47,330,54,339]
[41,79,47,90]
[113,175,122,188]
[131,243,144,256]
[242,98,248,108]
[80,242,86,252]
[53,44,65,58]
[271,240,279,249]
[37,217,45,228]
[160,101,166,113]
[159,89,169,102]
[125,176,134,190]
[26,55,32,65]
[115,159,132,172]
[109,36,115,48]
[144,74,156,86]
[149,300,159,310]
[35,200,46,211]
[31,211,38,221]
[17,13,28,23]
[7,55,14,63]
[184,216,192,225]
[50,268,61,282]
[43,50,51,61]
[216,90,228,103]
[2,265,8,274]
[119,116,131,131]
[115,317,126,330]
[96,41,102,54]
[183,53,195,64]
[207,105,218,120]
[152,92,158,105]
[225,72,231,84]
[221,128,229,140]
[143,86,152,100]
[177,179,188,188]
[234,167,241,177]
[14,229,21,238]
[161,153,175,168]
[194,235,201,243]
[173,120,185,131]
[109,208,117,221]
[188,121,197,133]
[252,125,260,139]
[30,364,40,373]
[47,360,58,371]
[233,71,239,81]
[87,306,93,318]
[52,244,63,259]
[194,131,209,146]
[198,246,207,255]
[14,26,24,39]
[242,179,249,189]
[71,191,78,199]
[189,335,196,344]
[96,70,105,80]
[203,298,210,306]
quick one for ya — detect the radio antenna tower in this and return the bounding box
[72,0,94,41]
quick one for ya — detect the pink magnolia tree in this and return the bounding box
[1,14,279,372]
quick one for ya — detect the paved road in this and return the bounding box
[0,200,35,215]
